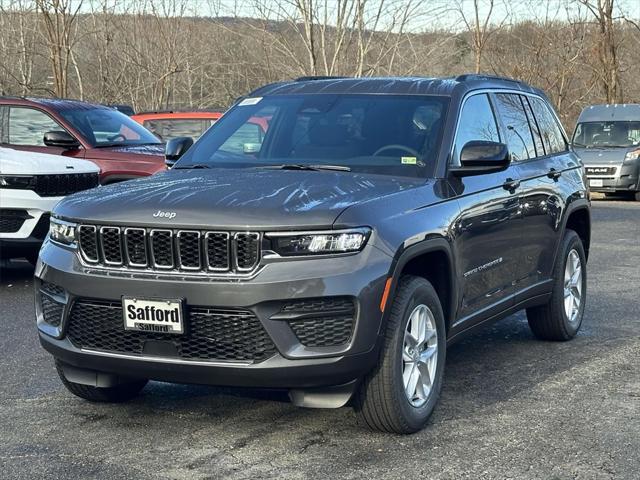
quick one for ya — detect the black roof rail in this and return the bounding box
[294,75,351,82]
[455,74,521,84]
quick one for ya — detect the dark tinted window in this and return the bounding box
[493,94,535,161]
[453,94,500,164]
[529,97,567,153]
[178,94,449,178]
[8,107,62,146]
[523,97,545,156]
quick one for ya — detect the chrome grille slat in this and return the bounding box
[79,225,260,275]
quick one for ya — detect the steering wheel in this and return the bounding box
[107,134,126,142]
[373,144,420,157]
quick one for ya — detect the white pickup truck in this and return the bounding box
[0,147,100,263]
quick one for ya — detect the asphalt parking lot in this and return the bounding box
[1,197,638,480]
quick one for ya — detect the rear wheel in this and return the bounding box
[55,360,147,403]
[354,276,446,434]
[526,229,586,340]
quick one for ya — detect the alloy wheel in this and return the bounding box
[563,249,583,324]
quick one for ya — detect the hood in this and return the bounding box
[100,144,165,156]
[54,168,424,229]
[572,147,631,165]
[0,147,100,175]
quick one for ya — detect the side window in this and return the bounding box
[529,97,567,154]
[522,96,545,156]
[0,106,8,143]
[453,94,500,164]
[493,93,536,161]
[8,107,62,146]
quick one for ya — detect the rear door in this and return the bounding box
[450,93,523,324]
[510,95,571,293]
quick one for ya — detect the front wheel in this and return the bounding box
[526,229,587,340]
[354,276,446,434]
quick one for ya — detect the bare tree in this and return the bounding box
[579,0,623,103]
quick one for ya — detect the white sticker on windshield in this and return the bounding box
[238,97,263,106]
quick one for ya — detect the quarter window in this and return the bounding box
[453,94,500,165]
[529,97,567,154]
[493,94,536,161]
[8,107,62,146]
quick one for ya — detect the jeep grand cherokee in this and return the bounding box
[35,75,590,434]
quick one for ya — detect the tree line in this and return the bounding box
[0,0,638,128]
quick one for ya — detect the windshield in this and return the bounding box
[176,94,448,178]
[60,108,162,147]
[572,121,640,148]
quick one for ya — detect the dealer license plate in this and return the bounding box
[589,179,603,188]
[122,297,184,334]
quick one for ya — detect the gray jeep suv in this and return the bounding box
[36,76,591,433]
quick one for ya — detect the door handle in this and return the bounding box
[547,168,562,180]
[503,178,521,192]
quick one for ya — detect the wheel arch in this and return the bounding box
[384,238,457,334]
[562,201,591,261]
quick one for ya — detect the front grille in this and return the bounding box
[66,300,277,363]
[78,224,261,275]
[585,166,616,176]
[39,281,65,327]
[279,297,356,347]
[0,210,28,233]
[34,173,99,197]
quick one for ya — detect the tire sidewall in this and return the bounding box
[390,279,446,430]
[556,232,587,336]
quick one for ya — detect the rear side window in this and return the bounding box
[453,94,500,165]
[529,97,567,154]
[493,94,536,161]
[143,119,212,142]
[8,107,62,146]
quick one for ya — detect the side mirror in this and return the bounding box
[449,141,510,177]
[165,136,193,168]
[43,130,80,149]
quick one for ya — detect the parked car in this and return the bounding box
[131,111,222,142]
[571,103,640,200]
[36,75,591,434]
[0,147,99,263]
[0,97,165,184]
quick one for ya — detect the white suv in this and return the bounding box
[0,147,99,263]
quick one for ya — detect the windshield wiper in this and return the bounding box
[259,164,351,172]
[173,164,212,170]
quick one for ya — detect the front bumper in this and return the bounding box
[0,189,59,259]
[585,162,640,193]
[36,239,392,389]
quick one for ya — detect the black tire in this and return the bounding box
[354,275,446,434]
[526,229,587,341]
[55,360,147,403]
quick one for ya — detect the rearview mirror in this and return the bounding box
[43,130,80,149]
[449,141,510,177]
[165,136,194,168]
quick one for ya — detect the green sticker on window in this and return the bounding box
[401,156,417,165]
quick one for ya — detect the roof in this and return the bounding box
[132,111,223,121]
[247,75,539,98]
[577,104,640,123]
[0,96,111,111]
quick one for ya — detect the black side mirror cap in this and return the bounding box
[165,136,194,168]
[43,130,80,149]
[449,141,510,177]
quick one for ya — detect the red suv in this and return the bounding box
[0,97,165,184]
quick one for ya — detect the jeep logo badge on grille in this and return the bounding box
[153,210,177,219]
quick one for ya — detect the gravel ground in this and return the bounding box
[1,198,638,480]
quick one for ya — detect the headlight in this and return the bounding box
[49,217,77,245]
[267,228,370,256]
[624,148,640,163]
[0,175,36,189]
